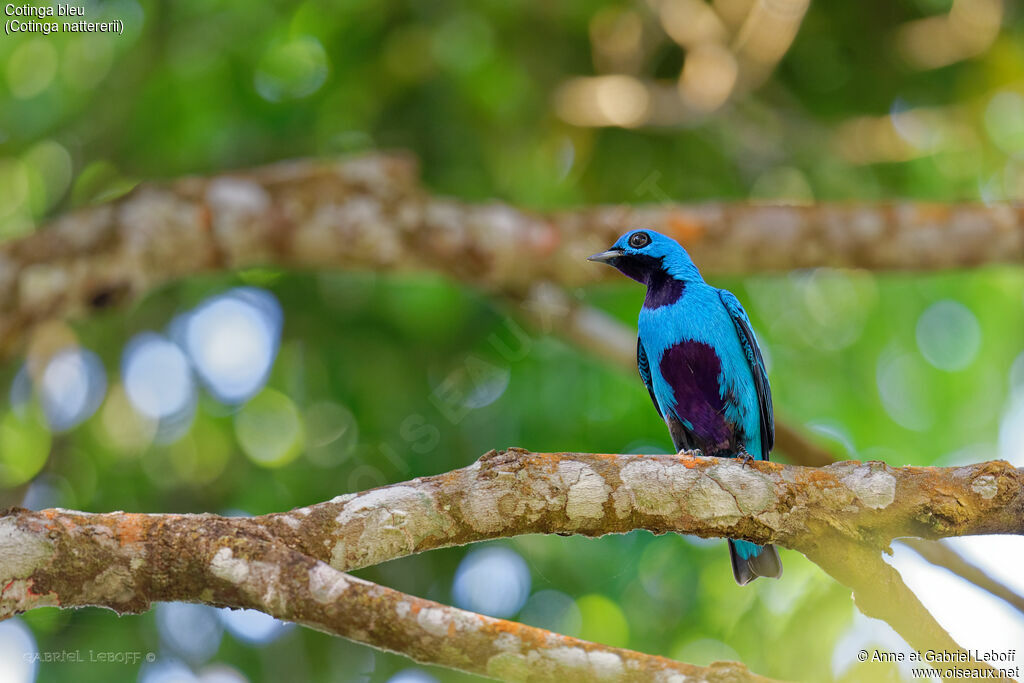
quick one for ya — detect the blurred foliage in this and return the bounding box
[2,1,1024,682]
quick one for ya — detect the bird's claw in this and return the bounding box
[737,451,756,468]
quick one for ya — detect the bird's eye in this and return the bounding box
[628,232,651,249]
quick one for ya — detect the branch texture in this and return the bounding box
[2,153,1023,360]
[2,450,1021,680]
[261,450,1023,571]
[532,287,1024,619]
[3,154,1023,679]
[0,510,769,683]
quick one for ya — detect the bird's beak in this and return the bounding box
[587,249,622,264]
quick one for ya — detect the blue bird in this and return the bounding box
[589,229,782,585]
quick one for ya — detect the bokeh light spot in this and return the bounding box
[0,618,37,683]
[218,607,292,645]
[141,421,232,487]
[0,159,30,221]
[799,269,877,350]
[122,333,197,442]
[518,590,582,636]
[432,357,510,412]
[1010,349,1024,401]
[386,670,439,683]
[62,35,115,90]
[555,75,650,128]
[23,474,68,511]
[96,383,157,456]
[877,349,935,431]
[998,394,1024,466]
[23,140,72,215]
[254,35,329,102]
[385,671,438,683]
[185,288,282,405]
[6,39,58,99]
[39,348,107,432]
[8,364,32,415]
[452,546,531,618]
[0,408,51,487]
[915,300,981,371]
[155,603,223,664]
[234,388,304,467]
[575,594,630,648]
[138,658,197,683]
[679,43,737,113]
[984,90,1024,155]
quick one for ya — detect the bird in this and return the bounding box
[588,228,782,585]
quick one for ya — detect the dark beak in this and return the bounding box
[587,248,622,264]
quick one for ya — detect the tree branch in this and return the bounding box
[2,155,1021,678]
[805,540,974,662]
[11,152,1020,627]
[2,153,1023,361]
[521,285,1024,620]
[2,450,1021,680]
[0,508,772,682]
[260,451,1023,572]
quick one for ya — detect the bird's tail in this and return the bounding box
[728,540,783,586]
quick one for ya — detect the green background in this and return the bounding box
[1,1,1023,681]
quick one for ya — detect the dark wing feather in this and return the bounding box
[637,337,662,418]
[718,289,774,459]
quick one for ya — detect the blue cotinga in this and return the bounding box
[589,229,782,585]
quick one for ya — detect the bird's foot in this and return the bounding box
[678,448,704,458]
[737,450,756,468]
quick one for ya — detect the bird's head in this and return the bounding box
[587,229,703,284]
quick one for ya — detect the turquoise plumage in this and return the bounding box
[590,229,782,585]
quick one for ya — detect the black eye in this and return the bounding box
[628,232,650,249]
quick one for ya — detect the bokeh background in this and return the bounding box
[2,0,1024,681]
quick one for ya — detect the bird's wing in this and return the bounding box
[718,289,774,458]
[637,337,662,418]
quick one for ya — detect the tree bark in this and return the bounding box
[519,284,1024,616]
[2,153,1023,361]
[0,513,766,683]
[2,155,1022,680]
[2,449,1020,681]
